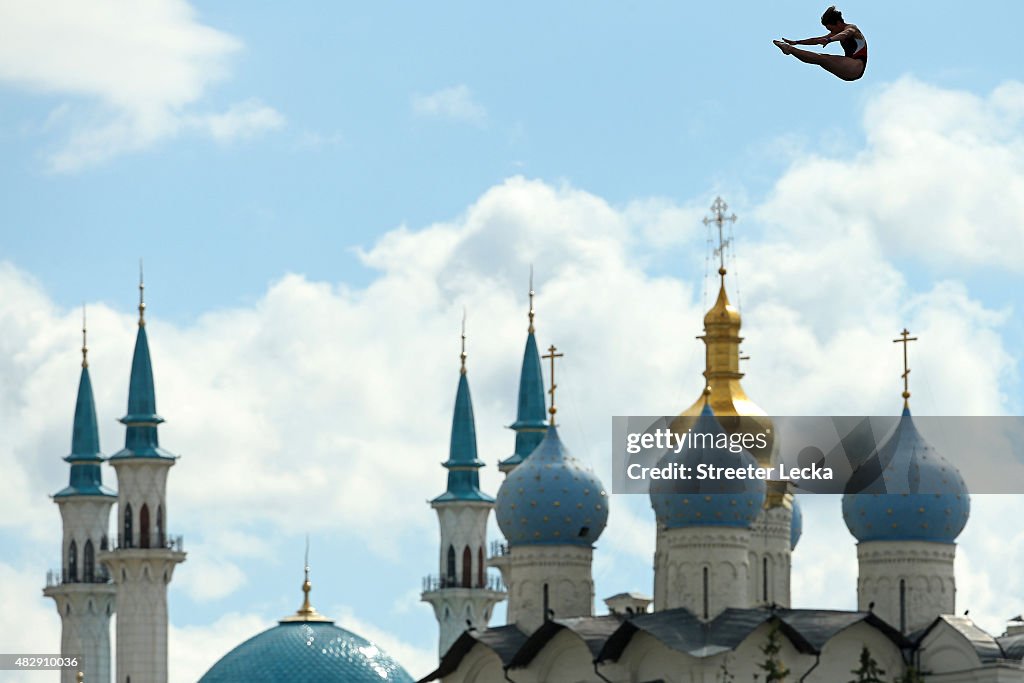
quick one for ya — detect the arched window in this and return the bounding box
[702,567,710,620]
[899,579,907,633]
[68,540,78,582]
[140,504,150,549]
[477,547,484,588]
[84,540,95,582]
[762,557,769,602]
[543,583,550,621]
[156,505,165,547]
[123,503,133,548]
[462,546,472,588]
[446,545,456,587]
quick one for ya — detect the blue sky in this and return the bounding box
[1,2,1023,681]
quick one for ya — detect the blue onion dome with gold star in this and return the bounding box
[790,497,803,549]
[842,405,970,544]
[495,425,608,547]
[650,400,766,529]
[199,567,414,683]
[55,319,116,499]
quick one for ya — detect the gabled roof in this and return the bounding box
[509,616,623,667]
[417,625,528,682]
[598,607,909,662]
[423,607,913,681]
[916,615,1006,662]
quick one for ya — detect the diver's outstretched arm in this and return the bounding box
[784,34,830,46]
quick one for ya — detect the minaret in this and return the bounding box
[842,330,969,633]
[422,316,505,656]
[100,273,186,683]
[498,270,547,474]
[493,346,609,634]
[44,311,117,683]
[669,197,795,609]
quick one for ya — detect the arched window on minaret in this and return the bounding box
[140,504,150,549]
[123,503,133,548]
[68,540,78,582]
[157,505,165,547]
[446,545,456,587]
[84,540,95,582]
[477,547,484,588]
[462,546,472,588]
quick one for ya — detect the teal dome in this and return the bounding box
[198,620,414,683]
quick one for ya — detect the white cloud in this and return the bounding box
[412,84,487,125]
[0,0,284,170]
[170,612,269,683]
[757,77,1024,274]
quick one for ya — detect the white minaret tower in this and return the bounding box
[100,275,186,683]
[44,314,117,683]
[422,317,505,656]
[842,330,970,634]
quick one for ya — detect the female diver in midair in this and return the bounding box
[774,6,867,82]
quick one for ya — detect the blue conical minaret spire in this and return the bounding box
[432,314,491,503]
[55,308,116,498]
[110,269,173,460]
[499,271,548,474]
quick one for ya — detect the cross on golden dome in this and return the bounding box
[703,196,737,275]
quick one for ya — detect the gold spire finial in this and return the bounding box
[81,305,89,369]
[138,259,146,327]
[280,535,331,623]
[893,328,918,409]
[76,672,84,683]
[528,265,536,334]
[703,197,737,277]
[542,344,564,426]
[460,308,468,374]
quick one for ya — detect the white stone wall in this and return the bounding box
[747,504,792,607]
[110,460,172,549]
[857,539,956,633]
[435,501,492,587]
[494,545,593,634]
[57,496,115,578]
[43,583,116,683]
[653,526,751,617]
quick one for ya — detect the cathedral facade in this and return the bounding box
[419,200,1024,683]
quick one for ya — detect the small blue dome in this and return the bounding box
[842,408,969,544]
[649,403,766,529]
[495,426,608,546]
[790,498,803,549]
[198,621,414,683]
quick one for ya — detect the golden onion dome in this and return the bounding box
[671,268,776,482]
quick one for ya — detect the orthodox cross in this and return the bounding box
[703,196,737,273]
[542,344,564,426]
[893,328,918,408]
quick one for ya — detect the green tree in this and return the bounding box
[849,646,886,682]
[892,668,925,683]
[757,625,790,682]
